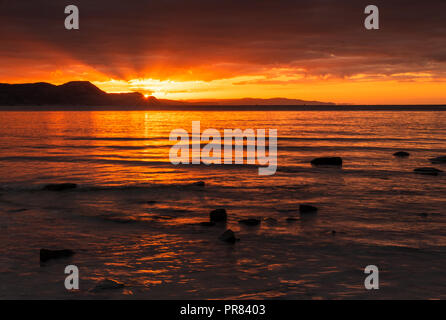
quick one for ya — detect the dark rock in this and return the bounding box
[238,218,261,226]
[429,156,446,163]
[105,217,136,224]
[419,213,429,217]
[8,208,28,213]
[210,208,227,222]
[286,217,299,222]
[146,200,157,205]
[310,157,342,167]
[192,181,205,187]
[198,222,216,227]
[414,167,443,176]
[331,230,337,235]
[219,229,238,243]
[393,151,410,157]
[92,279,125,292]
[299,204,318,214]
[40,249,75,262]
[43,183,77,191]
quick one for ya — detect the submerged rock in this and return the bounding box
[429,156,446,163]
[238,218,261,226]
[310,157,342,167]
[299,204,318,214]
[105,217,136,224]
[286,217,299,222]
[43,183,77,191]
[219,229,239,243]
[210,208,227,222]
[192,181,206,187]
[146,200,157,205]
[40,249,75,262]
[8,208,28,213]
[414,167,443,176]
[92,279,125,292]
[394,151,410,157]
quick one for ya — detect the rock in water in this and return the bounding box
[394,151,410,157]
[40,249,75,262]
[299,204,318,214]
[210,209,227,222]
[429,156,446,163]
[219,229,238,243]
[238,218,261,226]
[414,167,443,176]
[192,181,205,187]
[310,157,342,167]
[92,279,125,292]
[146,200,157,205]
[43,183,77,191]
[8,208,28,213]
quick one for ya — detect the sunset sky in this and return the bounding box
[1,0,445,104]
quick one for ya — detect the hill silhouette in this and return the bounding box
[0,81,335,107]
[186,97,335,106]
[0,81,168,106]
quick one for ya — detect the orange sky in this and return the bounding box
[1,0,445,104]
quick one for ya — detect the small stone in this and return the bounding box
[210,208,227,222]
[299,204,318,214]
[238,218,261,226]
[40,249,75,262]
[106,217,136,224]
[43,183,77,191]
[393,151,410,157]
[8,208,28,213]
[92,279,125,292]
[310,157,342,167]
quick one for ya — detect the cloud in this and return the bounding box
[0,0,445,84]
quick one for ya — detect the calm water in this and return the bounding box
[1,109,445,299]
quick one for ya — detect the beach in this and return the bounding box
[1,108,445,299]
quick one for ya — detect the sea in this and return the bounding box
[0,107,445,299]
